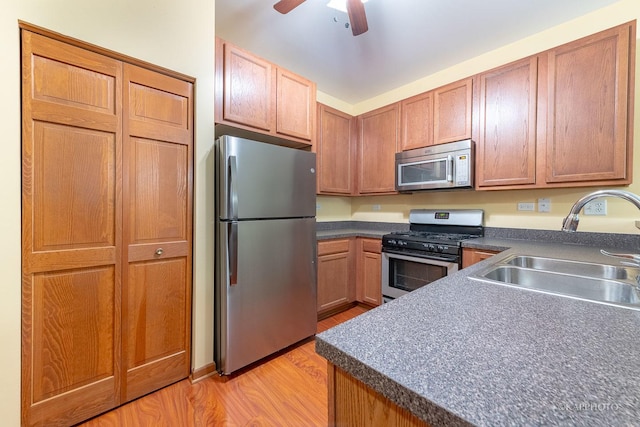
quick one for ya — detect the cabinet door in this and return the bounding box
[317,239,355,317]
[358,103,400,194]
[317,103,356,194]
[222,43,274,131]
[357,239,382,307]
[330,364,428,427]
[477,57,538,187]
[277,68,316,140]
[400,91,434,150]
[21,31,123,426]
[545,23,633,183]
[122,64,193,402]
[434,78,473,144]
[462,248,500,268]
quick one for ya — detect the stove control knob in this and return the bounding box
[427,244,436,251]
[389,239,396,245]
[436,245,444,252]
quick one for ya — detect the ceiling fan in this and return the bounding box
[273,0,369,36]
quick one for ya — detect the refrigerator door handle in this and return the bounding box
[228,221,238,286]
[228,155,238,220]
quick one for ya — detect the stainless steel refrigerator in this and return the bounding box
[214,135,317,375]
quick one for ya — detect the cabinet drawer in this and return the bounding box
[318,239,351,256]
[361,239,381,254]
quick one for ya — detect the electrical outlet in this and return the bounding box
[372,204,381,211]
[538,198,551,213]
[316,203,321,210]
[584,200,607,215]
[517,202,535,211]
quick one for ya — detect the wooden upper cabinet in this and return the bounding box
[221,42,273,131]
[358,103,400,194]
[400,91,434,151]
[545,22,634,184]
[215,38,316,146]
[476,21,635,191]
[277,68,316,140]
[399,78,471,151]
[317,103,356,195]
[477,57,538,187]
[434,78,473,144]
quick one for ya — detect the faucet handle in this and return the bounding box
[600,249,640,264]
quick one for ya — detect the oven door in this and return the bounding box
[382,251,458,300]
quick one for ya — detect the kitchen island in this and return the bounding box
[315,239,640,426]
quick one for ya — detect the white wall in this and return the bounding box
[0,0,215,424]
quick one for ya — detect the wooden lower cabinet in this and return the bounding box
[21,26,193,426]
[356,238,382,307]
[328,363,429,427]
[317,239,356,318]
[317,237,383,318]
[462,247,501,268]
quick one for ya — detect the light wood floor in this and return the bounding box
[77,305,369,427]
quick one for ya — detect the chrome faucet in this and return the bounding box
[561,189,640,232]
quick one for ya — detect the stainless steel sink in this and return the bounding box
[471,255,640,311]
[504,255,639,281]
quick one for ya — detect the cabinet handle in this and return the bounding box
[155,248,164,256]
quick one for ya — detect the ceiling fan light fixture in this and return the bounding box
[327,0,368,13]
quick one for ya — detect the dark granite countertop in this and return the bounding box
[316,220,407,240]
[315,235,640,426]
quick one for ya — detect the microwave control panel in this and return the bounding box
[455,154,470,186]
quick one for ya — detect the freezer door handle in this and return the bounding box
[228,155,238,220]
[228,221,238,286]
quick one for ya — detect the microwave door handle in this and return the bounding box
[446,155,454,182]
[228,155,238,220]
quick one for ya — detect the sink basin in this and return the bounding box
[504,255,638,281]
[471,255,640,311]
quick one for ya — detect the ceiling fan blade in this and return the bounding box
[273,0,306,14]
[346,0,368,36]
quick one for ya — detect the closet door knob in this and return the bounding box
[155,248,164,256]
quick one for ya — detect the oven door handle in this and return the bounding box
[382,248,459,264]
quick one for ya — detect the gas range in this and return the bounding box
[382,209,484,260]
[381,209,484,301]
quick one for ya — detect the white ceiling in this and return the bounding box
[215,0,620,104]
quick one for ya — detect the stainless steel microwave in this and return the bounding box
[395,139,474,192]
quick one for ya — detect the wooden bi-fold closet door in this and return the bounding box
[21,26,193,427]
[122,64,193,403]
